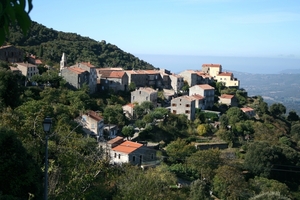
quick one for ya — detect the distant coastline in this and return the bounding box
[136,54,300,74]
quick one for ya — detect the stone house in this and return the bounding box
[98,70,128,91]
[171,95,196,120]
[189,84,215,109]
[75,62,98,93]
[131,87,158,107]
[16,62,39,79]
[61,67,90,90]
[178,70,198,86]
[110,140,156,165]
[191,94,205,109]
[202,64,222,78]
[169,74,184,92]
[122,103,135,119]
[241,107,256,118]
[81,110,104,139]
[219,94,238,107]
[215,72,240,88]
[0,45,24,63]
[99,137,157,166]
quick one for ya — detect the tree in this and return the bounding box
[0,68,23,108]
[269,103,286,117]
[0,127,42,199]
[249,176,290,197]
[187,149,222,181]
[165,138,196,163]
[103,105,125,127]
[114,165,180,199]
[244,142,283,178]
[121,125,135,140]
[135,119,146,130]
[287,110,299,121]
[182,81,189,92]
[0,0,33,45]
[196,124,208,136]
[189,179,211,200]
[213,165,250,200]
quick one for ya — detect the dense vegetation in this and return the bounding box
[1,21,300,199]
[6,21,155,70]
[1,61,300,199]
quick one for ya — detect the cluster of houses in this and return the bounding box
[1,45,256,166]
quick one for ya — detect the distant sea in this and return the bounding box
[136,54,300,74]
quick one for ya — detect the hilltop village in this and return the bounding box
[2,44,300,199]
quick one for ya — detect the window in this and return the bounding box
[118,154,121,159]
[132,156,136,162]
[139,91,141,94]
[151,154,154,160]
[186,104,190,107]
[220,78,222,80]
[173,110,177,114]
[146,96,148,101]
[114,153,117,158]
[185,110,190,114]
[132,96,135,100]
[172,103,176,107]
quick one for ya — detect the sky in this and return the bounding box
[30,0,300,58]
[29,0,300,59]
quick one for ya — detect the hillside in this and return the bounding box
[233,71,300,114]
[6,21,155,70]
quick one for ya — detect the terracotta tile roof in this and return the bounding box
[218,72,232,76]
[100,67,123,70]
[16,62,36,67]
[10,66,20,71]
[112,141,143,154]
[137,87,157,94]
[86,110,103,121]
[125,70,160,75]
[68,67,86,74]
[123,103,135,108]
[173,95,195,102]
[81,62,95,68]
[99,70,126,78]
[107,136,124,144]
[191,94,205,100]
[220,94,234,99]
[202,64,222,67]
[35,59,43,64]
[0,45,12,49]
[240,107,254,112]
[194,84,215,90]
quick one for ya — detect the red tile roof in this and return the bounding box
[218,72,232,76]
[191,94,205,100]
[123,103,135,108]
[195,84,214,90]
[68,67,86,74]
[107,136,124,144]
[240,107,254,112]
[202,64,222,67]
[136,87,157,94]
[86,110,103,121]
[81,62,95,68]
[16,62,36,67]
[112,141,143,154]
[220,94,234,99]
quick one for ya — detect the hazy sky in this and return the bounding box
[29,0,300,58]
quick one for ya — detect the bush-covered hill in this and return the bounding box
[6,21,155,69]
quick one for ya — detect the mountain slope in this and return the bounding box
[7,21,155,70]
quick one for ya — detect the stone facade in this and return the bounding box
[16,63,39,79]
[189,84,215,109]
[219,94,238,107]
[73,62,97,93]
[171,95,196,120]
[81,110,104,138]
[169,74,184,92]
[98,70,128,91]
[61,67,89,90]
[131,87,158,107]
[0,45,24,63]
